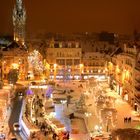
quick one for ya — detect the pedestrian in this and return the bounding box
[44,131,47,136]
[128,117,131,123]
[52,132,57,140]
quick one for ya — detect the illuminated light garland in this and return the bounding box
[28,50,45,73]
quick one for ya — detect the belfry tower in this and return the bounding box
[13,0,26,47]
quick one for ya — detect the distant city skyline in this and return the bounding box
[1,0,140,36]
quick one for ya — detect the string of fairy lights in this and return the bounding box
[28,50,45,73]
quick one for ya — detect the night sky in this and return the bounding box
[1,0,140,35]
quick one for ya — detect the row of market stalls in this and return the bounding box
[25,82,67,138]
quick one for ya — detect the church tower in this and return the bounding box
[13,0,26,47]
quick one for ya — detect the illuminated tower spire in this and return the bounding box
[13,0,26,47]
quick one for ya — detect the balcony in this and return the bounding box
[134,95,140,104]
[135,66,140,71]
[135,78,140,83]
[135,86,140,91]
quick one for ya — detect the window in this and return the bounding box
[74,59,80,65]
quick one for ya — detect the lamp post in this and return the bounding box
[106,111,112,132]
[85,112,92,126]
[80,63,84,80]
[53,63,57,81]
[60,100,67,112]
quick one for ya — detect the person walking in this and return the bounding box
[124,117,127,123]
[52,132,57,140]
[128,117,131,123]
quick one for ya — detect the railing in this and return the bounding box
[121,53,135,58]
[135,66,140,71]
[135,78,140,83]
[134,95,140,104]
[135,86,140,91]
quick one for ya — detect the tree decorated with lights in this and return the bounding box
[28,50,45,74]
[75,93,86,111]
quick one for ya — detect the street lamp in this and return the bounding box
[53,63,57,81]
[106,111,112,132]
[85,112,92,126]
[80,63,84,80]
[60,100,67,112]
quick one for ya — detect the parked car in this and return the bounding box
[17,91,24,96]
[13,122,21,131]
[0,133,5,139]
